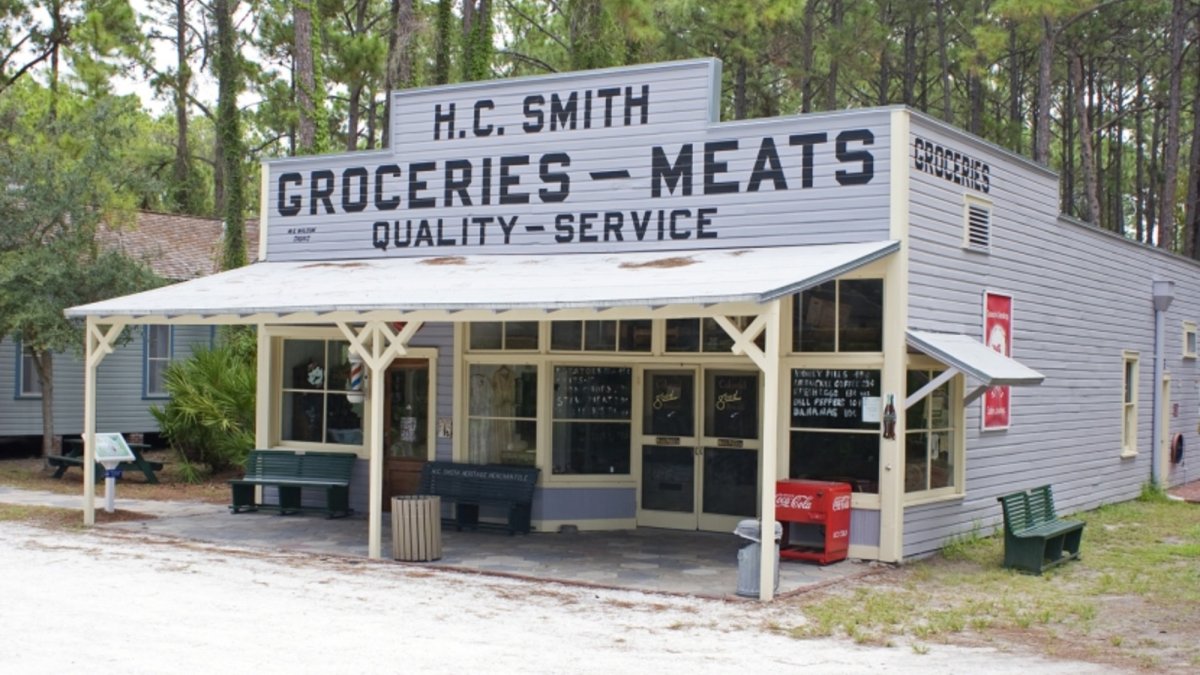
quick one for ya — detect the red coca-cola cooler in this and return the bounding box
[775,479,852,565]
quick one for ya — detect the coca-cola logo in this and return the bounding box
[775,493,813,510]
[832,529,848,539]
[832,495,851,511]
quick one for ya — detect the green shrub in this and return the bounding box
[151,329,256,478]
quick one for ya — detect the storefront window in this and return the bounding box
[793,279,884,352]
[467,364,538,465]
[280,339,363,445]
[905,370,955,493]
[551,366,632,474]
[788,368,881,493]
[550,320,651,352]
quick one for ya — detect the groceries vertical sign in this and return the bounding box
[983,291,1013,430]
[264,59,890,260]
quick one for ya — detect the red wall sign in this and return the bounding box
[983,291,1013,430]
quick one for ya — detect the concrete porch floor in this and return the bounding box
[0,487,879,599]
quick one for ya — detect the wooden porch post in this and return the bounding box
[82,317,124,526]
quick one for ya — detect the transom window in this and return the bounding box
[550,320,650,352]
[793,279,884,352]
[280,339,363,446]
[666,317,762,353]
[468,322,539,351]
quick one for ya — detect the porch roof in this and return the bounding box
[65,241,898,322]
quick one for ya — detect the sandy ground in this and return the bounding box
[0,522,1125,675]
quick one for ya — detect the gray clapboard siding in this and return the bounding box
[902,112,1200,558]
[0,326,213,439]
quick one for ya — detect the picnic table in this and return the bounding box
[48,438,163,484]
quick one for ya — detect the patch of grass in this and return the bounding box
[0,457,234,504]
[0,502,153,528]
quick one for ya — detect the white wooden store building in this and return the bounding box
[68,60,1200,600]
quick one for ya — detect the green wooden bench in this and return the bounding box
[229,450,356,519]
[996,484,1085,574]
[419,461,540,535]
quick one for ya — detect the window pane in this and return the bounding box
[665,319,700,352]
[702,447,757,516]
[930,431,953,489]
[468,364,537,418]
[583,320,617,351]
[644,371,695,436]
[325,393,363,445]
[325,342,352,391]
[789,430,879,493]
[21,352,41,395]
[553,366,632,420]
[551,321,582,350]
[839,279,884,351]
[148,361,168,396]
[904,432,929,493]
[505,322,539,350]
[1124,360,1136,403]
[284,340,327,389]
[148,326,170,358]
[468,419,537,465]
[794,282,836,352]
[705,371,758,439]
[790,369,881,430]
[552,421,631,474]
[282,392,324,442]
[619,320,652,352]
[906,370,929,428]
[702,318,734,352]
[470,322,502,350]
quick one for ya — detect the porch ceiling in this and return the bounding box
[65,241,898,325]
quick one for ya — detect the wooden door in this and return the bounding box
[384,359,431,507]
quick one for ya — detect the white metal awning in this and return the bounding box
[65,241,899,323]
[906,329,1044,386]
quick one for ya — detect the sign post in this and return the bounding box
[93,433,136,513]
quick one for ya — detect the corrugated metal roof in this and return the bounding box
[66,241,898,319]
[906,330,1044,386]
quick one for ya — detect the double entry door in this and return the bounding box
[637,367,761,532]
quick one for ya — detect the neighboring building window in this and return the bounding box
[17,345,42,398]
[144,325,173,397]
[963,195,992,252]
[788,368,882,494]
[468,322,539,351]
[280,339,363,445]
[905,370,958,494]
[1184,322,1197,359]
[793,279,884,352]
[550,321,651,352]
[467,364,537,465]
[1122,352,1139,456]
[551,366,632,475]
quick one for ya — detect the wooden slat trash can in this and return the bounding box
[392,495,442,562]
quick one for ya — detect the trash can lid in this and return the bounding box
[733,519,783,542]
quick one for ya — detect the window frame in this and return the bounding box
[791,278,885,354]
[550,364,634,476]
[143,325,175,399]
[274,334,366,452]
[1121,351,1139,458]
[902,363,965,504]
[1183,321,1197,359]
[15,342,42,399]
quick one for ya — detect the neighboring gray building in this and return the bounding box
[67,60,1199,585]
[0,212,257,446]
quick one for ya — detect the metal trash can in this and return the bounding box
[392,495,442,561]
[734,519,782,597]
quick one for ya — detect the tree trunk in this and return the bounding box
[1007,23,1019,152]
[936,0,951,123]
[215,0,245,270]
[433,0,452,85]
[1034,15,1054,164]
[383,0,416,148]
[1135,80,1145,241]
[1157,0,1186,251]
[295,3,316,153]
[902,12,917,107]
[172,0,192,211]
[826,0,841,110]
[1147,108,1162,244]
[1062,64,1075,217]
[1184,28,1200,259]
[800,0,817,113]
[734,60,747,120]
[34,351,54,459]
[1071,54,1100,225]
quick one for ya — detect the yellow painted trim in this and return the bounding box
[258,163,270,261]
[848,544,881,560]
[451,323,466,461]
[1122,350,1140,457]
[878,108,912,564]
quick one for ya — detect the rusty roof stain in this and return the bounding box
[419,256,468,265]
[97,212,260,281]
[618,256,696,270]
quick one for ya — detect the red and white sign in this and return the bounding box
[983,291,1013,430]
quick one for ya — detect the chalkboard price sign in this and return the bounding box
[790,369,881,430]
[553,366,632,420]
